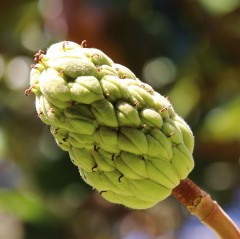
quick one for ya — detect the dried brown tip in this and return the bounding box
[62,41,69,51]
[34,50,44,63]
[81,40,87,48]
[25,86,34,96]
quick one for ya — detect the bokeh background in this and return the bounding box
[0,0,240,238]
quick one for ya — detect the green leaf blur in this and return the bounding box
[0,0,239,238]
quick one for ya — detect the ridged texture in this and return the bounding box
[28,41,194,209]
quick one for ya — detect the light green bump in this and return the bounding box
[139,108,163,128]
[100,75,131,101]
[69,132,95,149]
[91,99,118,127]
[171,145,194,180]
[92,150,115,171]
[69,76,104,104]
[47,57,97,79]
[94,126,120,153]
[118,127,148,155]
[147,129,173,160]
[82,48,114,66]
[39,68,71,102]
[46,41,81,55]
[69,146,95,171]
[64,104,94,119]
[95,64,118,79]
[149,156,180,186]
[120,152,148,178]
[129,179,171,202]
[161,120,183,145]
[112,63,136,79]
[115,101,141,127]
[129,85,155,107]
[173,116,194,153]
[35,96,50,124]
[145,160,175,189]
[115,154,144,180]
[101,191,157,209]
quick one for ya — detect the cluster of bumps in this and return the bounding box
[27,41,194,209]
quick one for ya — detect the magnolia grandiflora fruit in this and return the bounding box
[26,41,194,209]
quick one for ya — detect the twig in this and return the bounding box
[172,178,240,239]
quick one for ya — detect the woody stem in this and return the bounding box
[172,178,240,239]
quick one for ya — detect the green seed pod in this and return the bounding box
[146,129,173,160]
[100,75,131,101]
[50,126,69,151]
[101,191,157,209]
[112,63,136,79]
[171,145,194,179]
[118,127,148,155]
[47,57,97,79]
[91,99,118,127]
[35,95,50,124]
[94,126,120,153]
[83,48,114,66]
[145,160,176,188]
[69,146,96,171]
[69,133,94,150]
[119,152,148,178]
[161,120,183,145]
[139,108,163,128]
[115,154,144,180]
[92,149,116,171]
[27,40,195,209]
[39,68,71,107]
[129,85,155,107]
[172,115,194,153]
[148,156,180,186]
[96,65,118,79]
[115,101,141,127]
[46,41,81,55]
[129,178,171,203]
[69,76,104,104]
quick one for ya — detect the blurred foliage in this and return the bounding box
[0,0,239,238]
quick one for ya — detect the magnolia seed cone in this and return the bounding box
[28,41,194,209]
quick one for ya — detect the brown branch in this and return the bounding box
[172,178,240,239]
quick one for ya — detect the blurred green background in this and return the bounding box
[0,0,240,238]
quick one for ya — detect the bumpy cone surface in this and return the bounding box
[27,41,194,209]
